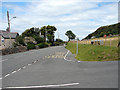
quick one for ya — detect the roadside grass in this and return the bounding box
[66,42,119,61]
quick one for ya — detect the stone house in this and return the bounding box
[0,30,19,49]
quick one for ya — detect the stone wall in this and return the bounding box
[2,46,27,55]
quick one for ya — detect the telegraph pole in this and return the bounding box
[7,11,12,48]
[7,11,10,32]
[7,11,16,48]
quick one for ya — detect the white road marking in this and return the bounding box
[34,61,36,63]
[64,51,75,62]
[11,71,17,74]
[17,68,21,71]
[2,58,47,79]
[22,66,26,69]
[4,74,10,77]
[0,59,8,62]
[28,64,32,66]
[2,59,40,78]
[5,83,79,88]
[64,50,69,60]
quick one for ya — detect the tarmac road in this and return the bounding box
[1,46,118,89]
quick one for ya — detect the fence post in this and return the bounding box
[76,39,78,56]
[110,38,111,46]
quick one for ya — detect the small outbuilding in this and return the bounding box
[0,30,19,49]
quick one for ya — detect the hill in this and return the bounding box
[84,23,119,40]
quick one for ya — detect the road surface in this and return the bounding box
[1,46,118,89]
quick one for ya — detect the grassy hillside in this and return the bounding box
[84,23,119,39]
[66,42,118,61]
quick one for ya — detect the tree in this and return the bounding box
[21,27,45,44]
[40,26,47,42]
[22,27,40,38]
[46,25,57,43]
[40,25,57,43]
[33,35,45,44]
[65,30,76,41]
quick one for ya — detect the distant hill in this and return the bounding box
[83,23,119,40]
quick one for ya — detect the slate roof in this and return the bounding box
[0,30,19,39]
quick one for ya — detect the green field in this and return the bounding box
[66,42,119,61]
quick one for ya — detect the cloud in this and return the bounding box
[1,0,119,2]
[1,1,118,40]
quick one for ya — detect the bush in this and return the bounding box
[54,42,60,46]
[48,42,52,46]
[37,43,49,48]
[54,41,65,46]
[16,35,25,46]
[13,42,18,47]
[27,43,35,50]
[66,42,68,45]
[33,35,45,44]
[55,39,63,42]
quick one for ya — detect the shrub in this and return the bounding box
[55,39,63,42]
[13,42,18,47]
[37,43,49,48]
[33,35,45,44]
[54,42,60,46]
[27,43,35,50]
[44,43,49,47]
[48,42,52,46]
[16,35,25,46]
[66,42,68,45]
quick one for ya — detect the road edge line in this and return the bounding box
[4,83,79,88]
[64,50,81,63]
[64,50,75,62]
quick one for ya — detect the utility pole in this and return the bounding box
[7,11,10,32]
[7,11,12,48]
[7,11,16,48]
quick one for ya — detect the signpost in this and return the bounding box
[76,37,79,56]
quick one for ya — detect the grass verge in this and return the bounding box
[66,42,119,61]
